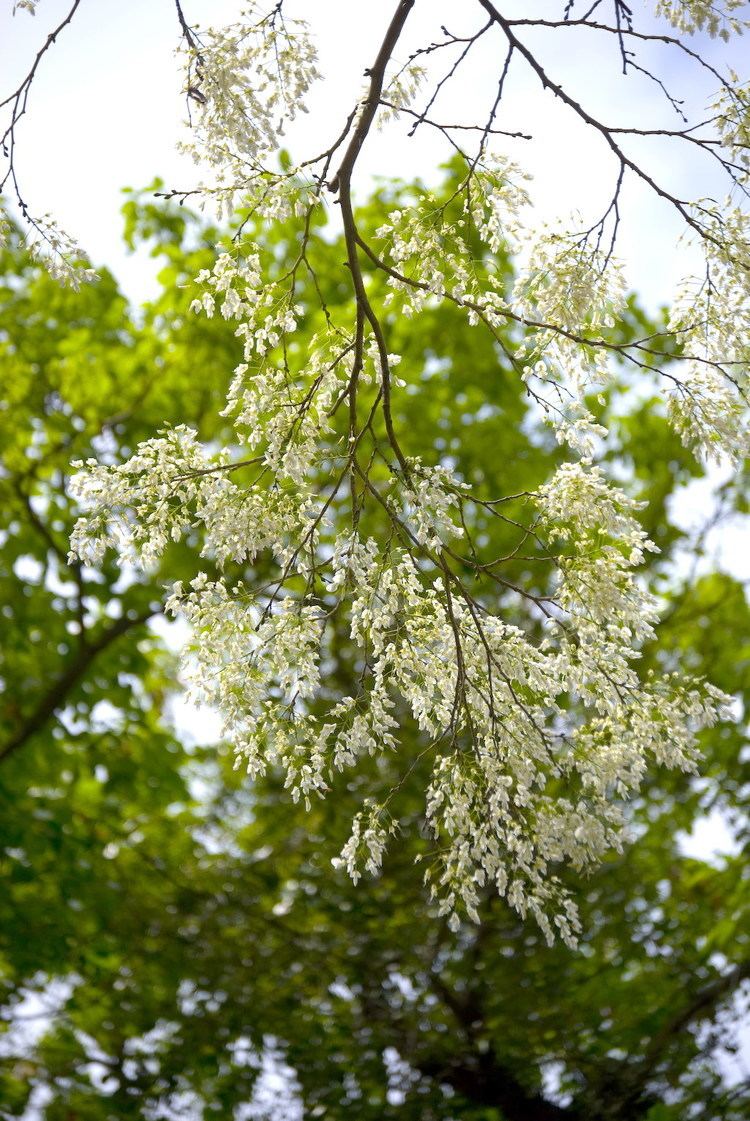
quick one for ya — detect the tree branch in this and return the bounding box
[474,0,736,254]
[638,959,750,1080]
[420,976,576,1120]
[1,0,83,243]
[330,0,416,476]
[0,608,154,765]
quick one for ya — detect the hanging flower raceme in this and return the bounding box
[61,0,749,942]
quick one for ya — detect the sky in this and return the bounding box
[1,0,744,307]
[3,0,749,572]
[1,0,749,1097]
[2,2,747,672]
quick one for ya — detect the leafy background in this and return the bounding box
[0,168,748,1119]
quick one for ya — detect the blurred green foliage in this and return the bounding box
[0,167,748,1120]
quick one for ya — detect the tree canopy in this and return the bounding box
[0,166,748,1120]
[1,2,750,1117]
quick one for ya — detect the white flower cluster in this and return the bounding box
[667,202,750,464]
[376,176,628,457]
[12,0,39,14]
[515,223,626,336]
[713,80,750,176]
[191,246,306,354]
[538,461,659,646]
[654,0,748,37]
[69,425,313,571]
[10,211,98,290]
[376,159,529,316]
[334,802,394,883]
[399,460,465,550]
[69,432,729,941]
[167,577,329,803]
[224,336,350,483]
[191,252,353,482]
[469,161,531,256]
[513,224,627,455]
[66,9,746,941]
[176,4,320,213]
[378,62,427,128]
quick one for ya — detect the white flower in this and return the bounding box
[62,4,743,943]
